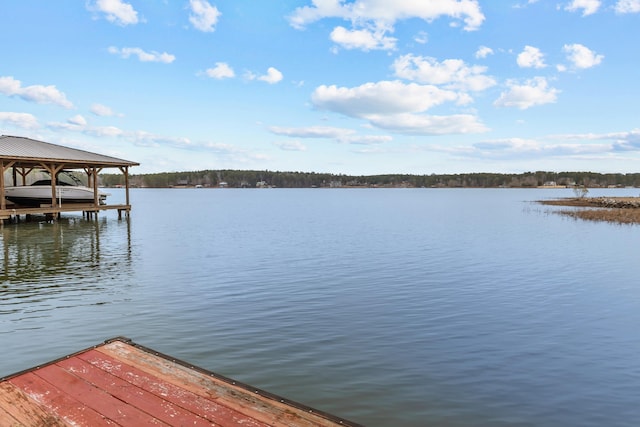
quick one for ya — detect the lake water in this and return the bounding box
[2,187,640,426]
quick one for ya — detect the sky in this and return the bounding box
[1,0,639,175]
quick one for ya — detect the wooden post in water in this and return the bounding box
[0,161,5,212]
[119,166,132,218]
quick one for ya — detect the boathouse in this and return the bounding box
[0,135,138,221]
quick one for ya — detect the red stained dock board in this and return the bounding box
[0,337,360,427]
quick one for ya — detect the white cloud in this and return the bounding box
[330,25,397,51]
[68,115,87,126]
[311,80,465,118]
[565,0,601,16]
[288,0,485,32]
[494,77,559,109]
[289,1,483,52]
[472,138,542,153]
[615,0,640,13]
[367,113,488,135]
[91,103,122,117]
[127,131,192,148]
[74,125,194,150]
[258,67,283,84]
[517,46,546,68]
[108,47,175,63]
[43,118,268,162]
[189,0,221,32]
[554,129,640,151]
[88,0,139,25]
[414,31,428,44]
[392,54,496,91]
[611,129,640,150]
[274,140,308,151]
[310,81,486,135]
[46,121,202,153]
[563,43,604,69]
[49,123,122,137]
[269,125,355,139]
[205,62,235,79]
[513,0,540,9]
[475,45,494,59]
[50,116,87,131]
[0,76,73,108]
[269,126,393,145]
[0,112,39,129]
[341,135,393,144]
[431,130,640,163]
[465,137,610,159]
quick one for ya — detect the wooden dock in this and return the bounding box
[0,337,359,427]
[0,203,131,221]
[0,203,131,222]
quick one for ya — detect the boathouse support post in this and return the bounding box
[13,166,34,186]
[119,166,131,217]
[93,168,98,206]
[0,161,5,211]
[41,163,65,219]
[87,167,98,206]
[85,167,93,189]
[119,166,131,205]
[0,161,15,211]
[94,167,103,206]
[84,167,102,206]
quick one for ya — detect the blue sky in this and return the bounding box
[1,0,639,175]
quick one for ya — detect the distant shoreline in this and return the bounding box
[109,183,636,190]
[99,170,640,190]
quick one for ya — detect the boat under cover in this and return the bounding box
[4,180,108,207]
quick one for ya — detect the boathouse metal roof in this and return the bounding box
[0,135,139,168]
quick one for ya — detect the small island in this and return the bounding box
[539,197,640,224]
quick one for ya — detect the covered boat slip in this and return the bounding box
[0,337,359,427]
[0,135,138,221]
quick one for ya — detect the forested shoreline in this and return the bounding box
[99,169,640,189]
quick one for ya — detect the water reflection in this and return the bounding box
[0,217,133,320]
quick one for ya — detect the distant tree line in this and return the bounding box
[99,169,640,189]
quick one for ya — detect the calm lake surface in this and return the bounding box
[2,188,640,426]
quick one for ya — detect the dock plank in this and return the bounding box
[80,349,266,427]
[56,356,217,427]
[33,363,170,426]
[9,372,117,426]
[96,341,337,427]
[0,382,67,426]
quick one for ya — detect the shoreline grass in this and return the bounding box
[538,197,640,224]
